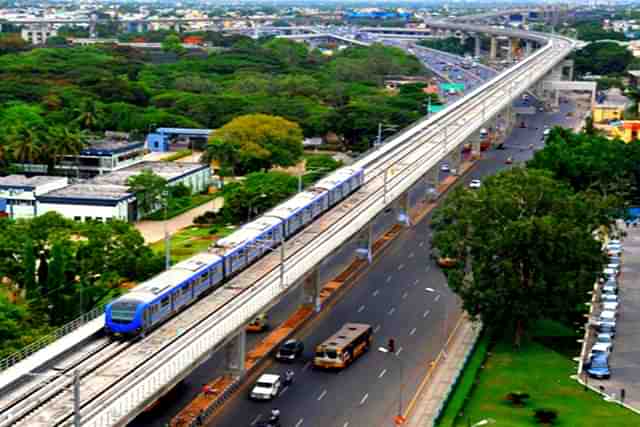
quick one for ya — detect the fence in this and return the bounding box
[0,304,105,372]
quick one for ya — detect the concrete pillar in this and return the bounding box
[355,224,373,264]
[506,38,514,62]
[302,268,322,312]
[490,36,498,60]
[395,193,411,227]
[525,41,533,57]
[448,146,462,174]
[224,331,246,376]
[470,132,482,159]
[474,35,481,58]
[425,167,439,200]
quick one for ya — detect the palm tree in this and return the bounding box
[43,126,88,174]
[8,126,43,164]
[74,99,103,131]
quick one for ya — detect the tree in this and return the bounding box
[162,34,186,55]
[432,168,609,345]
[0,33,28,55]
[74,98,104,131]
[8,126,43,164]
[127,169,168,217]
[209,114,304,174]
[573,42,632,76]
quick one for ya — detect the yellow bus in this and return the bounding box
[313,323,373,369]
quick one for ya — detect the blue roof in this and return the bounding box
[156,128,213,136]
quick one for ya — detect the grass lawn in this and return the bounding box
[439,320,638,427]
[150,224,236,263]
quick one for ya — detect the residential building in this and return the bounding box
[0,175,68,219]
[21,25,58,45]
[592,88,631,124]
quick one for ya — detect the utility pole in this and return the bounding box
[377,122,383,146]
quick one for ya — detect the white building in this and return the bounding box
[0,175,68,219]
[57,138,146,178]
[21,25,58,45]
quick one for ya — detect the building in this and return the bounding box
[0,175,68,219]
[21,25,58,45]
[146,128,213,152]
[592,88,631,124]
[37,183,136,223]
[38,162,211,222]
[57,137,146,177]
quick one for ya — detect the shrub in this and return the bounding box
[534,408,558,425]
[505,391,530,407]
[194,210,218,225]
[170,183,191,198]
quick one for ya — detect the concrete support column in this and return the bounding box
[395,193,411,227]
[490,36,498,60]
[224,331,246,376]
[355,223,373,264]
[525,41,533,57]
[425,167,439,200]
[448,146,462,174]
[470,132,482,159]
[506,38,514,62]
[474,35,481,58]
[302,268,322,312]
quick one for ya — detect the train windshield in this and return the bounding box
[110,300,139,323]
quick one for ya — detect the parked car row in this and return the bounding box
[585,240,623,380]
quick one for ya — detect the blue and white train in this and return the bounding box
[105,167,365,337]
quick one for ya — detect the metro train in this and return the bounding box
[104,167,365,337]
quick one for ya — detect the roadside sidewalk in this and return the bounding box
[405,316,481,427]
[136,197,224,244]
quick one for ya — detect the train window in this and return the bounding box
[161,297,170,308]
[182,285,190,295]
[202,271,209,282]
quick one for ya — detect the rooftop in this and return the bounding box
[80,139,145,156]
[0,175,67,189]
[91,162,208,186]
[596,88,631,108]
[40,183,132,201]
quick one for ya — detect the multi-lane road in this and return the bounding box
[209,95,583,427]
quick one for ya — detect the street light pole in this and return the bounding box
[378,347,406,419]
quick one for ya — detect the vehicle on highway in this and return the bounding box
[276,339,305,362]
[469,179,482,189]
[431,247,459,268]
[609,256,621,267]
[602,301,619,312]
[523,94,529,101]
[505,157,513,165]
[441,163,450,172]
[603,267,617,281]
[247,314,269,333]
[596,332,614,351]
[105,166,365,337]
[538,106,544,112]
[602,282,618,295]
[314,323,372,369]
[602,294,619,304]
[586,353,611,379]
[595,322,616,336]
[606,263,620,275]
[543,128,551,139]
[250,374,282,400]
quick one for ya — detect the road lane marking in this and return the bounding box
[434,294,441,302]
[251,415,262,425]
[343,423,349,427]
[379,369,387,378]
[402,291,409,299]
[414,279,420,286]
[423,309,431,318]
[386,275,392,283]
[396,347,403,356]
[388,307,396,316]
[295,419,304,427]
[317,389,327,401]
[374,324,381,333]
[303,361,311,371]
[360,393,369,405]
[410,327,417,336]
[409,252,415,258]
[358,305,365,313]
[398,263,405,271]
[419,241,424,247]
[425,287,435,292]
[373,289,380,297]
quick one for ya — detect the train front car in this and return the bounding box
[105,297,145,337]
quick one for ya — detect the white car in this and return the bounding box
[602,294,619,304]
[250,374,281,400]
[596,332,615,350]
[600,310,618,321]
[606,263,620,274]
[602,301,619,312]
[441,163,450,172]
[469,179,481,189]
[591,341,612,355]
[602,283,618,294]
[603,268,617,280]
[609,239,622,246]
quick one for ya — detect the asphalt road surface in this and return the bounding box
[208,102,582,427]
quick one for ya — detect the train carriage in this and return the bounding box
[264,191,329,237]
[312,167,364,206]
[105,253,223,336]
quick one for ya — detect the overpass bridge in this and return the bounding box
[0,21,578,427]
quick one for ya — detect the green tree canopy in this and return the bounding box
[573,42,633,76]
[209,113,304,174]
[432,168,610,345]
[127,169,168,216]
[161,34,186,55]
